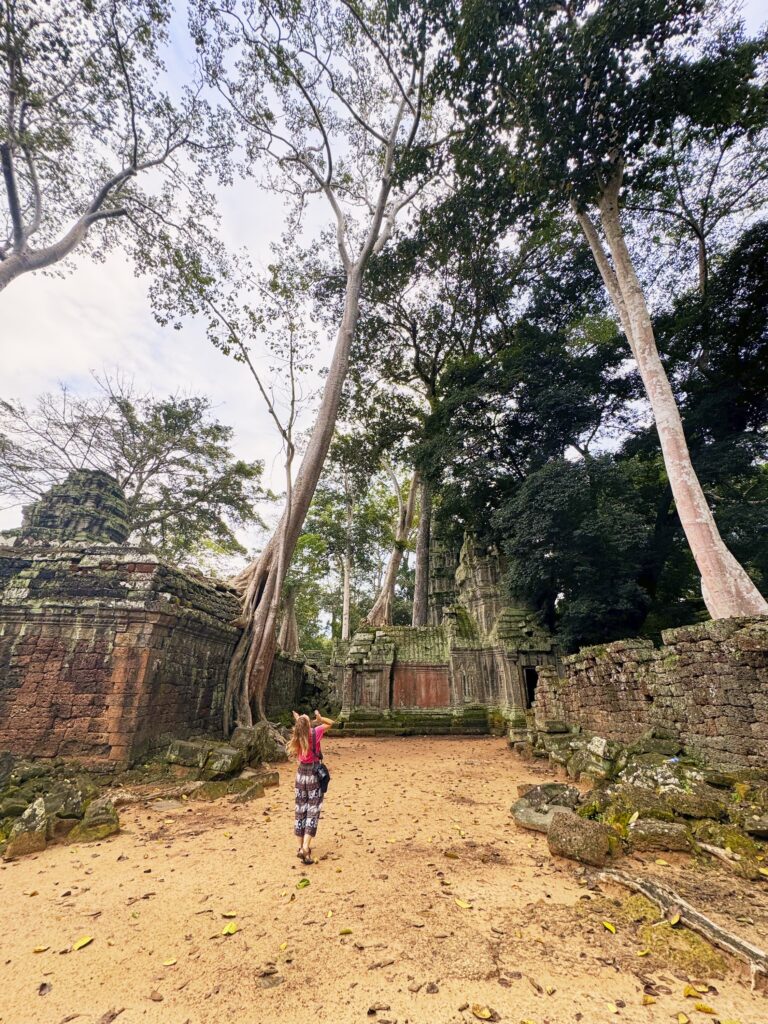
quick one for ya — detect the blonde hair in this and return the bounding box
[287,714,311,760]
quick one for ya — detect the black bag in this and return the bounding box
[311,727,330,794]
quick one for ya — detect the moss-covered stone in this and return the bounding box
[3,796,49,860]
[547,809,623,866]
[67,795,119,844]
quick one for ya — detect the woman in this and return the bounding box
[288,708,334,864]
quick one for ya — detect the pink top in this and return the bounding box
[298,724,326,764]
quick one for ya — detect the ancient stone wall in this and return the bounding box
[0,545,241,763]
[532,617,768,770]
[264,654,306,718]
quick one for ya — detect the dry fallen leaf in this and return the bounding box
[72,936,94,951]
[758,867,768,878]
[221,911,237,918]
[279,942,288,951]
[655,858,671,866]
[636,948,650,956]
[606,1001,619,1014]
[677,1014,690,1024]
[628,811,639,824]
[602,921,616,934]
[642,995,656,1005]
[470,1005,492,1021]
[32,945,49,954]
[162,958,177,966]
[339,928,353,935]
[669,913,681,926]
[455,898,472,910]
[221,922,239,936]
[694,1004,715,1014]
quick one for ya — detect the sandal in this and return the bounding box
[300,850,315,864]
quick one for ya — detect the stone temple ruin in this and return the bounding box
[0,470,305,764]
[332,536,557,736]
[1,470,767,782]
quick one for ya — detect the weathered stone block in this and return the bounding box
[67,795,119,844]
[166,739,213,770]
[3,797,49,859]
[547,810,622,867]
[627,819,692,852]
[199,745,244,780]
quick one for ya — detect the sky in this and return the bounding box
[1,0,766,547]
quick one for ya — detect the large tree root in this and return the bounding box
[595,868,768,991]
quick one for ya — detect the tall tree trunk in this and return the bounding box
[341,495,353,641]
[277,589,299,656]
[223,270,363,731]
[411,477,432,627]
[367,470,419,626]
[577,171,767,619]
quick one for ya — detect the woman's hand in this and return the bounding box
[313,709,322,722]
[292,710,300,722]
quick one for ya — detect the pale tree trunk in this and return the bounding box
[341,495,353,641]
[277,589,300,656]
[575,168,767,619]
[223,271,363,731]
[367,469,419,626]
[411,477,432,627]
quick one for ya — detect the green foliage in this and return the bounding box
[0,375,265,564]
[496,457,654,649]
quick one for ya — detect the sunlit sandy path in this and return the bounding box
[1,737,764,1024]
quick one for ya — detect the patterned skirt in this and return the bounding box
[294,763,324,837]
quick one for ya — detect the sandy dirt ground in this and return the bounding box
[1,736,766,1024]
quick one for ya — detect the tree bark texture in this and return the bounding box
[576,175,767,619]
[223,272,363,731]
[277,589,299,656]
[411,477,432,627]
[367,470,418,627]
[341,495,353,641]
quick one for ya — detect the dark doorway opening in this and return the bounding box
[523,666,539,709]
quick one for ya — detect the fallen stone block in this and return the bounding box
[231,782,266,804]
[512,799,574,834]
[744,814,768,839]
[627,819,692,852]
[67,795,120,844]
[165,739,212,770]
[199,745,245,780]
[3,797,49,860]
[547,809,622,867]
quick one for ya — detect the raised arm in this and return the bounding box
[313,709,335,728]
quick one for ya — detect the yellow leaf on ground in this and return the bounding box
[327,910,333,918]
[642,995,656,1005]
[162,958,177,966]
[602,921,616,933]
[339,928,353,935]
[677,1014,691,1024]
[32,946,49,954]
[222,922,239,936]
[455,898,472,909]
[279,942,288,951]
[655,859,671,866]
[683,985,699,998]
[222,911,237,918]
[471,1005,492,1020]
[629,811,639,823]
[669,913,681,926]
[758,867,768,878]
[636,949,650,956]
[694,1004,716,1014]
[606,1002,619,1014]
[73,936,93,951]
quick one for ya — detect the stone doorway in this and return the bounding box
[523,666,539,708]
